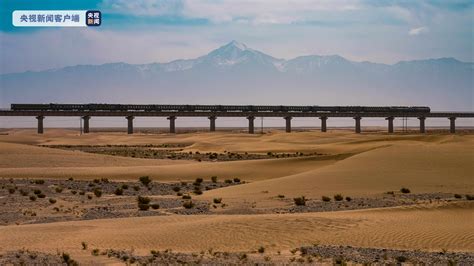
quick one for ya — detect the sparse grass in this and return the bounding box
[322,196,331,202]
[211,176,218,183]
[334,194,344,201]
[400,187,411,194]
[139,176,152,186]
[213,198,222,204]
[294,196,306,206]
[183,200,194,209]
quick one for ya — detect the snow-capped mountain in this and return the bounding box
[0,41,472,111]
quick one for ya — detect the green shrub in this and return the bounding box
[294,196,306,206]
[322,196,331,202]
[93,188,102,197]
[213,198,222,204]
[183,201,194,209]
[137,196,151,205]
[211,176,218,183]
[400,187,411,194]
[114,188,123,196]
[138,204,150,211]
[139,176,152,186]
[334,194,343,201]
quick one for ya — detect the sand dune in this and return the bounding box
[1,202,472,255]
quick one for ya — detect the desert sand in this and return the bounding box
[0,128,473,264]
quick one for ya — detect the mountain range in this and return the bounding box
[1,40,472,111]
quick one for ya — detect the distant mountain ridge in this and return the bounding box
[1,41,472,111]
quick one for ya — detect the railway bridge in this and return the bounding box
[1,104,473,134]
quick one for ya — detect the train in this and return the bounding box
[10,104,431,113]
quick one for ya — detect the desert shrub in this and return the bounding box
[138,204,150,211]
[396,256,407,263]
[34,179,45,185]
[277,194,285,198]
[33,189,42,195]
[213,198,222,204]
[37,193,46,198]
[93,188,102,197]
[345,196,352,202]
[233,178,241,183]
[258,246,265,253]
[334,194,344,201]
[224,179,232,184]
[121,184,129,190]
[61,252,72,264]
[466,195,474,201]
[172,186,180,192]
[322,196,331,202]
[211,176,218,183]
[400,187,411,194]
[91,249,100,256]
[182,194,192,200]
[20,189,29,196]
[93,179,100,184]
[79,191,85,195]
[133,185,140,191]
[87,195,93,200]
[8,187,15,194]
[195,178,203,184]
[139,176,152,186]
[151,203,160,209]
[114,188,123,195]
[454,194,462,199]
[194,188,203,195]
[177,192,183,196]
[180,181,187,186]
[71,190,77,195]
[81,242,88,250]
[183,200,194,209]
[294,196,306,206]
[49,198,57,204]
[101,178,109,183]
[29,195,37,201]
[137,196,151,204]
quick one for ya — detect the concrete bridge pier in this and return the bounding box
[36,116,44,134]
[418,117,426,133]
[247,116,255,134]
[449,117,456,133]
[209,116,216,132]
[126,116,134,134]
[386,117,394,133]
[319,116,328,132]
[284,116,292,133]
[82,116,90,133]
[167,116,176,133]
[354,116,361,133]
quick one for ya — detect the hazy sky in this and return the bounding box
[0,0,473,74]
